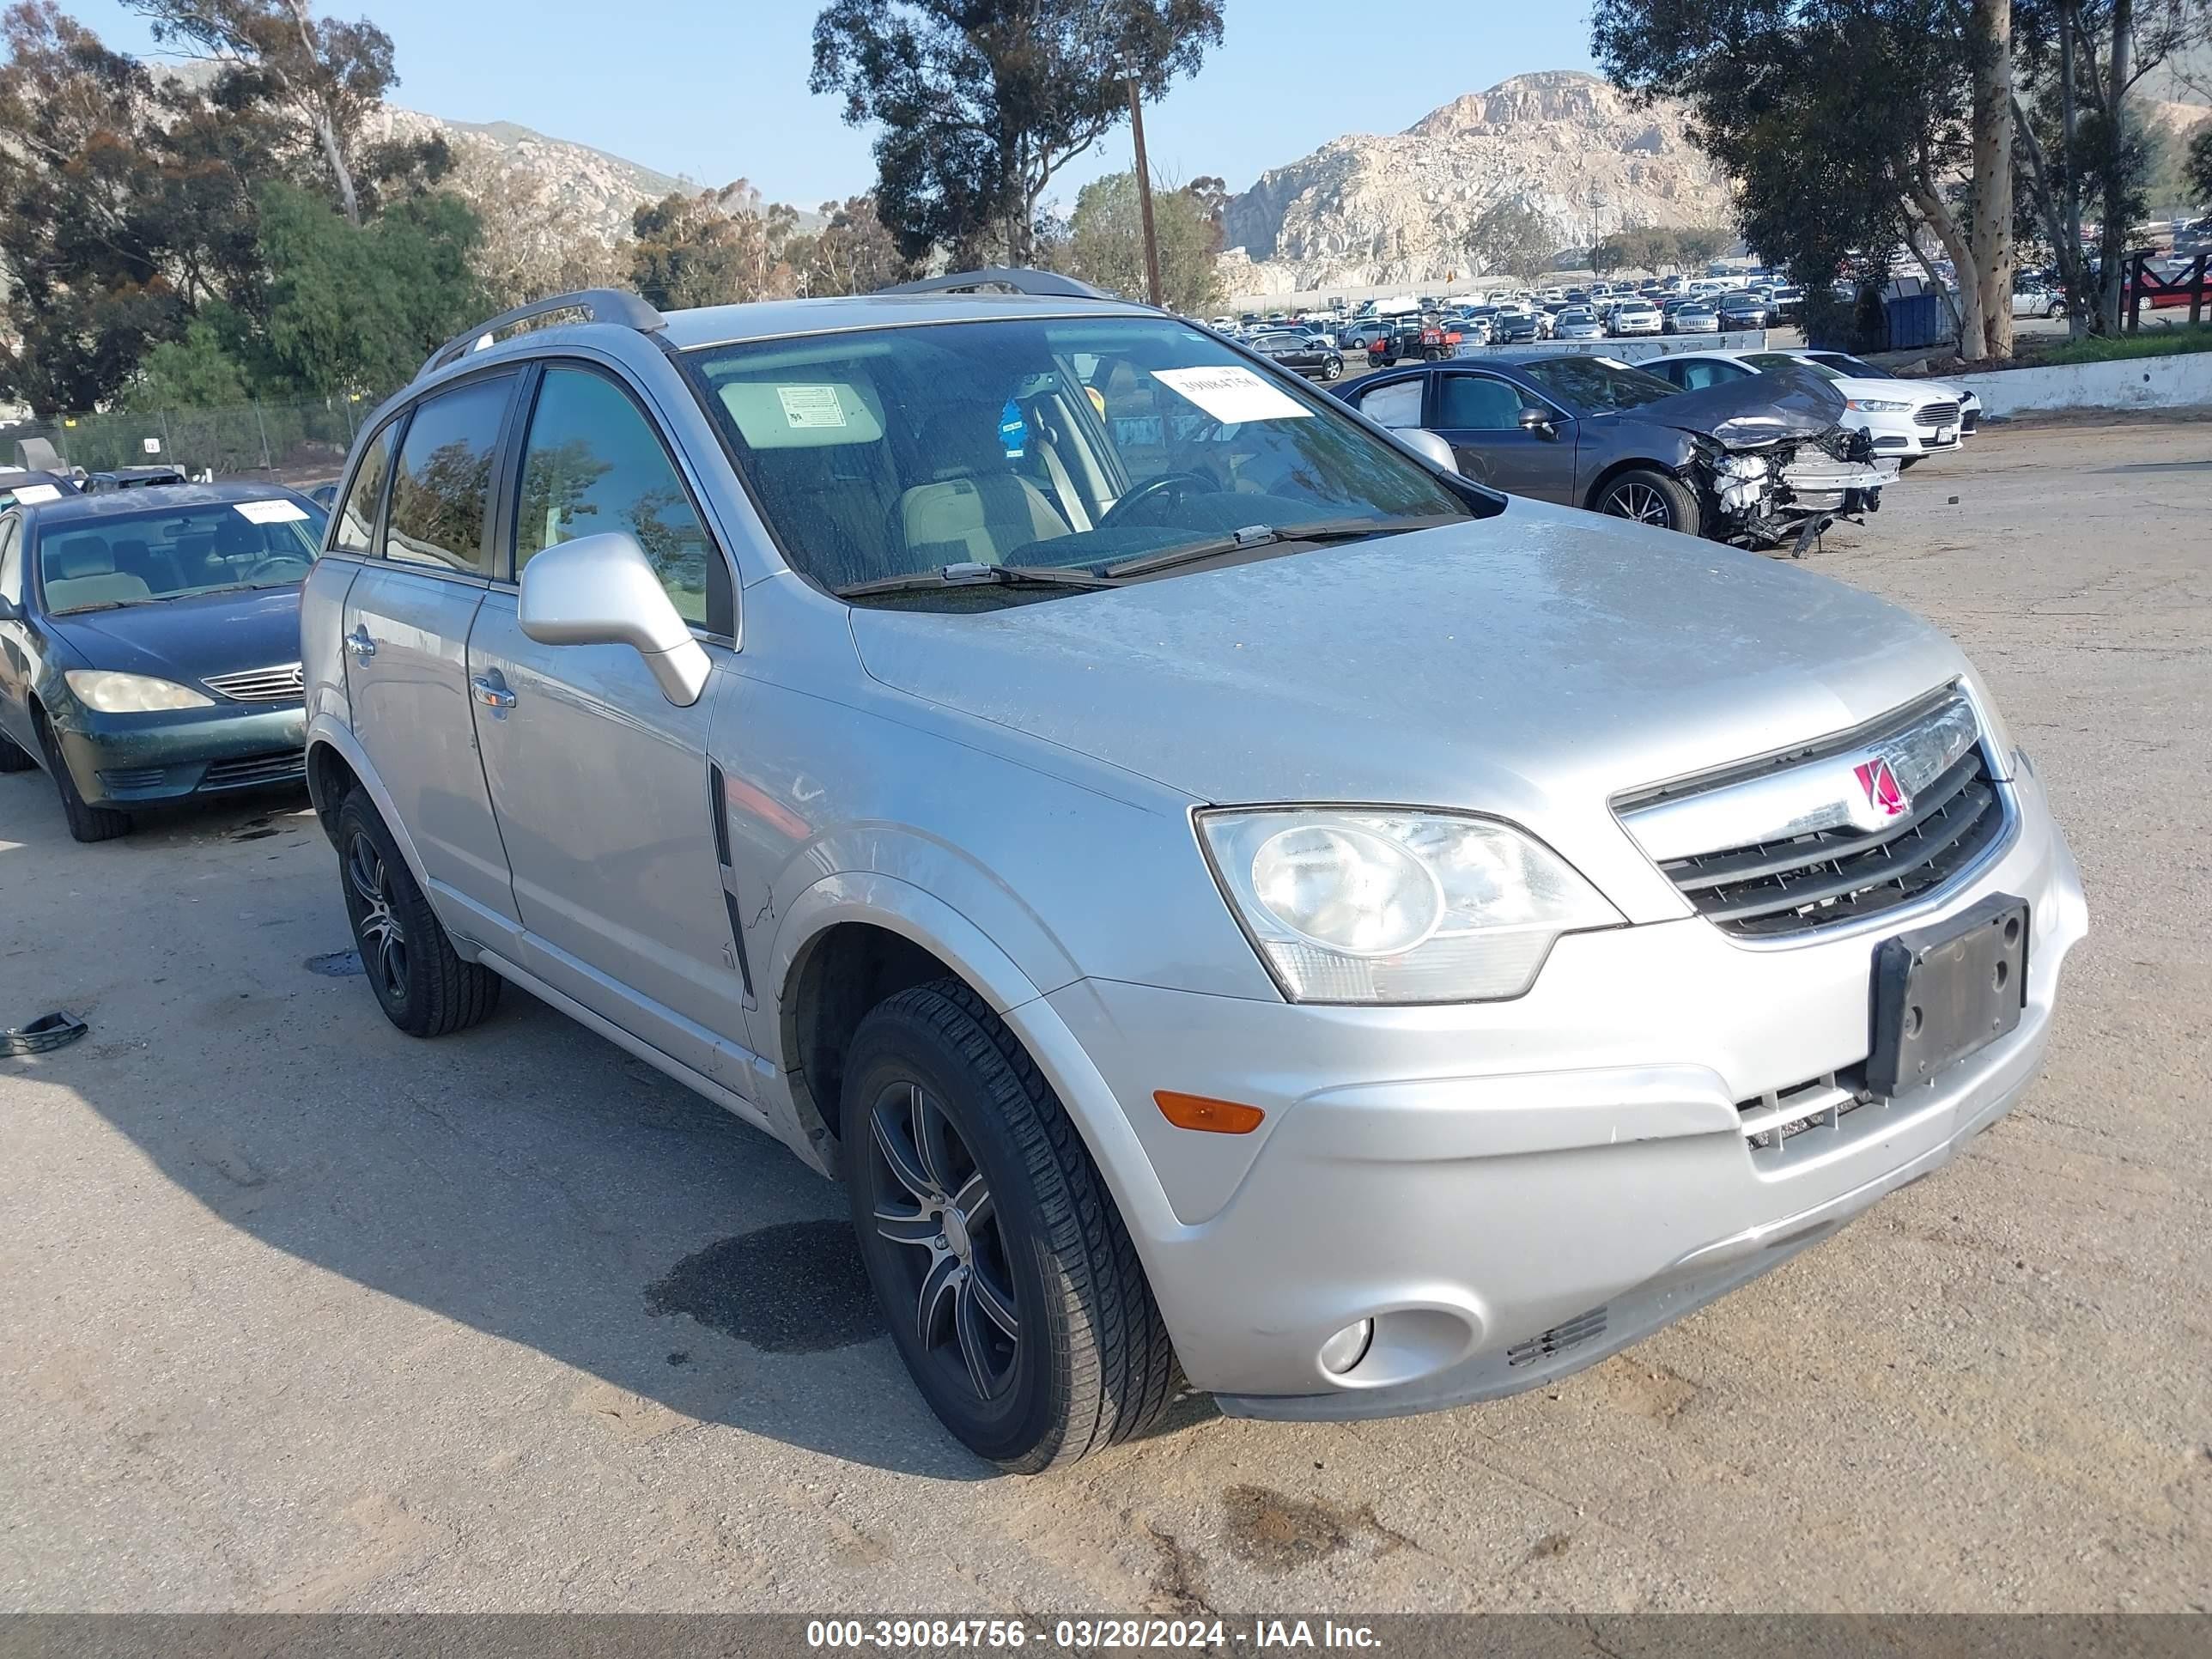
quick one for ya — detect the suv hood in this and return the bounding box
[44,585,301,688]
[850,501,1966,915]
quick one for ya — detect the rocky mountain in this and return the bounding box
[1221,70,1734,293]
[364,106,693,246]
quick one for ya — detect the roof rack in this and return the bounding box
[417,289,666,380]
[879,266,1120,301]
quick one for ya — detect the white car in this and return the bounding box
[1793,349,1982,452]
[2012,285,2064,319]
[1642,349,1968,463]
[1610,301,1662,337]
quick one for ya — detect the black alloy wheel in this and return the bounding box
[842,980,1179,1473]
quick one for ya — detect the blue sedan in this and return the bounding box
[0,482,327,841]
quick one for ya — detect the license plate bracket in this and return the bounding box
[1867,895,2029,1097]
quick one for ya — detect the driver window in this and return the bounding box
[1355,380,1424,429]
[1437,374,1535,431]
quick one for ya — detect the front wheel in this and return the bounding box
[844,980,1180,1473]
[33,710,129,842]
[1595,467,1702,538]
[1321,356,1344,382]
[335,790,501,1037]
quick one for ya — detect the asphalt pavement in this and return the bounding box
[2,417,2208,1613]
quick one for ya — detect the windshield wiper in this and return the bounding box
[1102,514,1459,580]
[833,562,1117,599]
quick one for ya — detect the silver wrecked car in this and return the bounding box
[300,272,2087,1472]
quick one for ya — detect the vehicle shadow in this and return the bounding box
[3,774,1142,1481]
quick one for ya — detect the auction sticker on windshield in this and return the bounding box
[776,385,848,429]
[12,483,60,504]
[234,499,309,524]
[1152,366,1311,424]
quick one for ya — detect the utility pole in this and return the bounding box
[1125,68,1164,308]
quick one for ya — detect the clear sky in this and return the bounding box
[59,1,1599,210]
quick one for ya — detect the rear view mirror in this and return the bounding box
[1398,429,1461,474]
[518,532,711,708]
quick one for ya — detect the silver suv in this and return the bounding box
[301,273,2087,1472]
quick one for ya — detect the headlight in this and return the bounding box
[63,670,214,712]
[1197,809,1622,1004]
[1845,398,1914,413]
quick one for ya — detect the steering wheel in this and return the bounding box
[243,554,313,583]
[1097,471,1216,530]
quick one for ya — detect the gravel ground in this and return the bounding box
[2,417,2207,1614]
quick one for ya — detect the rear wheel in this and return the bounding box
[335,789,501,1037]
[33,710,129,842]
[1595,467,1702,537]
[844,979,1180,1473]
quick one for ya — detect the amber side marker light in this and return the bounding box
[1153,1091,1266,1134]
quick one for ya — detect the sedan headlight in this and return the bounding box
[63,670,214,712]
[1197,809,1622,1004]
[1846,398,1915,413]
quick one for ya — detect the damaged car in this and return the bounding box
[1337,354,1888,553]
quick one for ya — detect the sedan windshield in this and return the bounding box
[689,315,1475,600]
[36,499,326,614]
[1516,356,1682,413]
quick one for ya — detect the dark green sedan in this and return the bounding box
[0,483,327,841]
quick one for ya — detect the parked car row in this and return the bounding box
[4,272,2084,1484]
[1332,343,1980,553]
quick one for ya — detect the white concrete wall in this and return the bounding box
[1954,350,2212,417]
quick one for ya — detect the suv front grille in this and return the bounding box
[1914,401,1960,428]
[1661,745,2004,937]
[204,663,303,702]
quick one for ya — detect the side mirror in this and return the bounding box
[1518,407,1559,437]
[518,532,712,708]
[0,594,16,622]
[1398,428,1461,474]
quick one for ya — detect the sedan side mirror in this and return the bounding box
[0,595,16,622]
[518,531,712,708]
[1398,428,1461,474]
[1518,407,1559,438]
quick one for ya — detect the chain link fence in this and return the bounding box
[8,392,393,488]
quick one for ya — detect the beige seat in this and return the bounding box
[896,471,1071,567]
[41,537,152,611]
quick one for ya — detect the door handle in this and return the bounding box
[471,674,515,710]
[344,625,376,659]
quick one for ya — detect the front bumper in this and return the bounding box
[1030,757,2086,1418]
[50,702,307,807]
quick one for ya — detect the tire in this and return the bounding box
[33,709,129,842]
[1899,456,1923,471]
[334,788,501,1038]
[0,725,34,773]
[1595,467,1702,538]
[843,978,1180,1474]
[1321,356,1344,383]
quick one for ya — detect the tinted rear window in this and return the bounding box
[385,375,514,576]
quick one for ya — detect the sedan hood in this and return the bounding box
[45,586,301,688]
[850,501,1965,915]
[1641,371,1848,446]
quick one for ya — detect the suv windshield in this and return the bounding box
[35,498,326,614]
[1516,356,1682,413]
[688,316,1474,599]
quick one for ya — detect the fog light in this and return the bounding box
[1318,1319,1373,1376]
